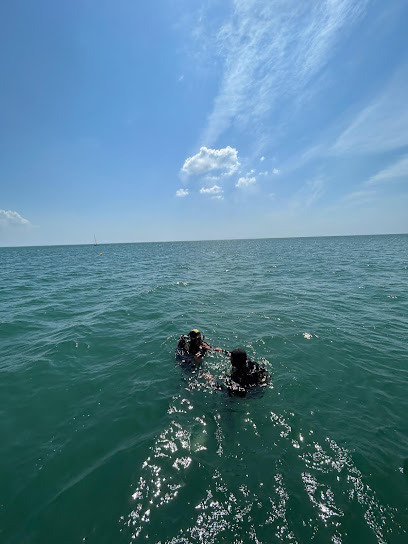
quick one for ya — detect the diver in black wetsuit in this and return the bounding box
[229,349,267,387]
[176,329,224,365]
[205,349,268,396]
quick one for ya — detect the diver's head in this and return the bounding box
[231,349,247,370]
[189,329,202,344]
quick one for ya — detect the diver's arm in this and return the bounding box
[194,352,204,364]
[213,347,230,354]
[201,341,229,354]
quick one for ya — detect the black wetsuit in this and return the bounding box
[224,360,268,396]
[176,336,208,364]
[230,360,267,387]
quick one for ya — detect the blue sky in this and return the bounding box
[1,0,408,246]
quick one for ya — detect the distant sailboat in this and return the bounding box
[94,234,97,246]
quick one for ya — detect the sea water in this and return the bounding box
[0,235,407,543]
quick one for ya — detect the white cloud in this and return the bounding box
[332,68,408,155]
[246,169,255,175]
[0,209,30,227]
[260,156,265,162]
[365,154,408,186]
[273,168,280,175]
[199,184,223,195]
[199,0,368,145]
[236,176,256,188]
[175,188,189,197]
[258,171,268,176]
[181,146,239,176]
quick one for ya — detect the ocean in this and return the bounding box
[0,235,407,543]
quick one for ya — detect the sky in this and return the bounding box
[1,0,408,246]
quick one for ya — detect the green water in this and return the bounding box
[1,235,407,543]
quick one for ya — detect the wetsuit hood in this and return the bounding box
[231,349,247,371]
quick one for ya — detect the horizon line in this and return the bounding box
[1,232,407,249]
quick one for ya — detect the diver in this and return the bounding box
[205,349,268,397]
[176,329,225,365]
[228,348,268,389]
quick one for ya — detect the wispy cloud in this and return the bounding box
[0,209,30,227]
[342,190,377,204]
[365,154,408,186]
[332,67,408,155]
[181,146,239,177]
[175,188,189,197]
[257,168,278,176]
[204,175,221,182]
[292,178,325,208]
[199,0,368,145]
[236,176,256,188]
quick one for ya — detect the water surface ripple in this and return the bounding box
[1,235,407,543]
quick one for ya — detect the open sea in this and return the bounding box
[1,235,407,544]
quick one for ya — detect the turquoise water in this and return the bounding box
[1,235,407,543]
